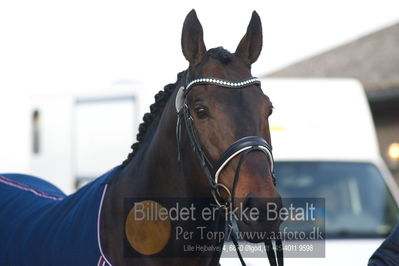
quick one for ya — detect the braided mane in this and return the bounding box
[121,48,232,167]
[121,71,184,167]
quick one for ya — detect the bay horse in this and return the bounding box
[0,10,283,266]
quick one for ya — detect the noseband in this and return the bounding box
[175,77,283,266]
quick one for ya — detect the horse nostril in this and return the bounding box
[243,194,256,209]
[242,194,261,225]
[242,194,283,226]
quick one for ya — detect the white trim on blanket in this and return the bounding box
[97,255,108,266]
[97,184,112,266]
[0,175,64,201]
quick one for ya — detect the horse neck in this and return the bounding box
[120,93,186,197]
[116,77,210,198]
[100,80,225,265]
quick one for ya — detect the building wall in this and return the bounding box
[0,92,30,174]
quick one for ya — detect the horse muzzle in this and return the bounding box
[237,194,283,243]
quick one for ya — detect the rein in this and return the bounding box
[175,77,284,266]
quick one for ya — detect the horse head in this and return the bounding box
[178,9,282,242]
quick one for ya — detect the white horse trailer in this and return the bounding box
[0,83,146,194]
[221,78,399,266]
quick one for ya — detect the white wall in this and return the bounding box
[0,92,30,173]
[74,96,136,185]
[1,83,144,195]
[30,94,75,194]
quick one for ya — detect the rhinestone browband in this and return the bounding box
[175,77,261,112]
[185,77,260,93]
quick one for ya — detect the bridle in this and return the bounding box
[175,77,275,206]
[175,76,283,266]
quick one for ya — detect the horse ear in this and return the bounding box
[181,9,207,66]
[235,11,263,64]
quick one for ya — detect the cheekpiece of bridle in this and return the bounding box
[175,76,283,266]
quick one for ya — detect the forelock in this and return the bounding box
[207,47,233,64]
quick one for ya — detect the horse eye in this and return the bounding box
[194,106,209,119]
